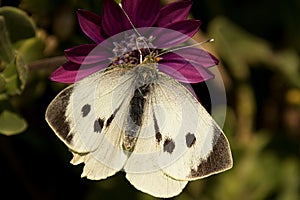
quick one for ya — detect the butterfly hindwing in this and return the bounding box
[123,82,188,198]
[126,170,188,198]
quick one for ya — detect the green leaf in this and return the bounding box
[0,16,14,65]
[14,37,45,63]
[272,50,300,87]
[0,6,36,43]
[0,74,6,97]
[2,53,28,95]
[15,53,27,90]
[0,74,5,93]
[0,93,7,101]
[2,58,20,95]
[0,110,27,136]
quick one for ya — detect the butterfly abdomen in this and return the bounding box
[123,84,151,151]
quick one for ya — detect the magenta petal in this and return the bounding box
[152,20,201,48]
[158,53,214,83]
[50,61,108,83]
[101,0,131,36]
[122,0,160,28]
[64,44,96,64]
[159,62,214,83]
[151,28,191,48]
[50,62,80,83]
[171,47,219,68]
[164,20,201,38]
[157,0,192,27]
[64,44,113,64]
[77,9,105,43]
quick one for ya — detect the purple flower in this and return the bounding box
[50,0,218,83]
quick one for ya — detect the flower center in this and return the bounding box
[112,48,160,66]
[110,33,160,66]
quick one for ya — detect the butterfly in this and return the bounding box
[46,4,232,197]
[46,58,232,198]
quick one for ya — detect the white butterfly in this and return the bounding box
[46,49,233,197]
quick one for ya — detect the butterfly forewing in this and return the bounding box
[46,67,137,176]
[46,85,76,149]
[158,73,232,180]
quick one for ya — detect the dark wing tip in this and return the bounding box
[46,86,74,145]
[189,132,233,179]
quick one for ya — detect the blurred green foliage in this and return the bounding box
[0,6,35,135]
[0,0,299,200]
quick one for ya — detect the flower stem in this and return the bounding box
[27,56,66,71]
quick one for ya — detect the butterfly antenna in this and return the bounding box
[119,3,141,37]
[156,38,215,57]
[119,3,151,63]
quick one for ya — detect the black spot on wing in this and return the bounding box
[163,138,175,154]
[105,106,121,129]
[106,114,114,127]
[189,131,232,179]
[81,104,91,117]
[46,86,74,144]
[153,112,162,143]
[94,118,104,133]
[99,118,104,128]
[155,132,162,143]
[186,132,196,148]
